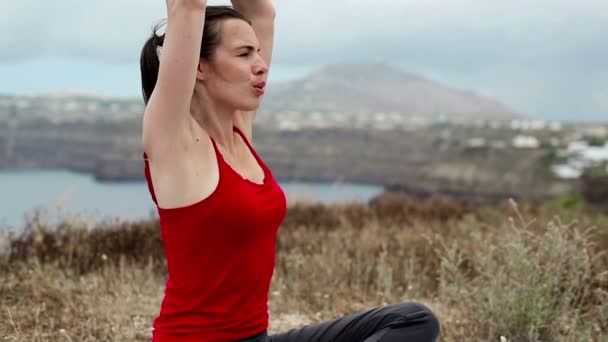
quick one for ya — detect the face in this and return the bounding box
[198,19,268,112]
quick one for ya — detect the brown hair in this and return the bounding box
[139,6,251,105]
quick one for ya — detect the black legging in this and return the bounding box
[240,302,440,342]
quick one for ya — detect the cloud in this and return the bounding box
[1,0,607,120]
[0,1,164,63]
[3,0,607,67]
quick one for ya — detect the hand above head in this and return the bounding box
[166,0,208,11]
[230,0,276,17]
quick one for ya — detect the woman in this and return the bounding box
[140,1,440,341]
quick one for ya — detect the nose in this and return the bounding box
[253,54,268,76]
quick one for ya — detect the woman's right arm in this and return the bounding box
[142,0,207,158]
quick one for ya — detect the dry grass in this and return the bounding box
[0,194,606,341]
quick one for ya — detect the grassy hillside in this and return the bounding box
[1,195,606,341]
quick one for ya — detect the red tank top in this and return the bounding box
[144,126,287,342]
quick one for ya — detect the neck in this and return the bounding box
[190,92,238,151]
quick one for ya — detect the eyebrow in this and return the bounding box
[235,45,260,52]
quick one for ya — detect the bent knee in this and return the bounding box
[390,302,440,335]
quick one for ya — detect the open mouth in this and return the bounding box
[253,85,265,95]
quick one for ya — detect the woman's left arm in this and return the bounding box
[231,0,276,68]
[231,0,276,141]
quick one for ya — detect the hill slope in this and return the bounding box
[261,63,522,120]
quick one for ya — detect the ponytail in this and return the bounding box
[140,20,166,105]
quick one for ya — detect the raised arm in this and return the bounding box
[231,0,276,68]
[230,0,276,140]
[142,0,207,157]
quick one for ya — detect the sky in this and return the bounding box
[0,0,607,122]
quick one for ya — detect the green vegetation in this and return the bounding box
[586,136,606,147]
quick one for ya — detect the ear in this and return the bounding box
[196,59,208,81]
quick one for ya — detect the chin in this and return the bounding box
[236,100,261,112]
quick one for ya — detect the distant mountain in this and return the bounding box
[261,63,522,120]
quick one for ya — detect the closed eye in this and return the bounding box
[236,46,261,57]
